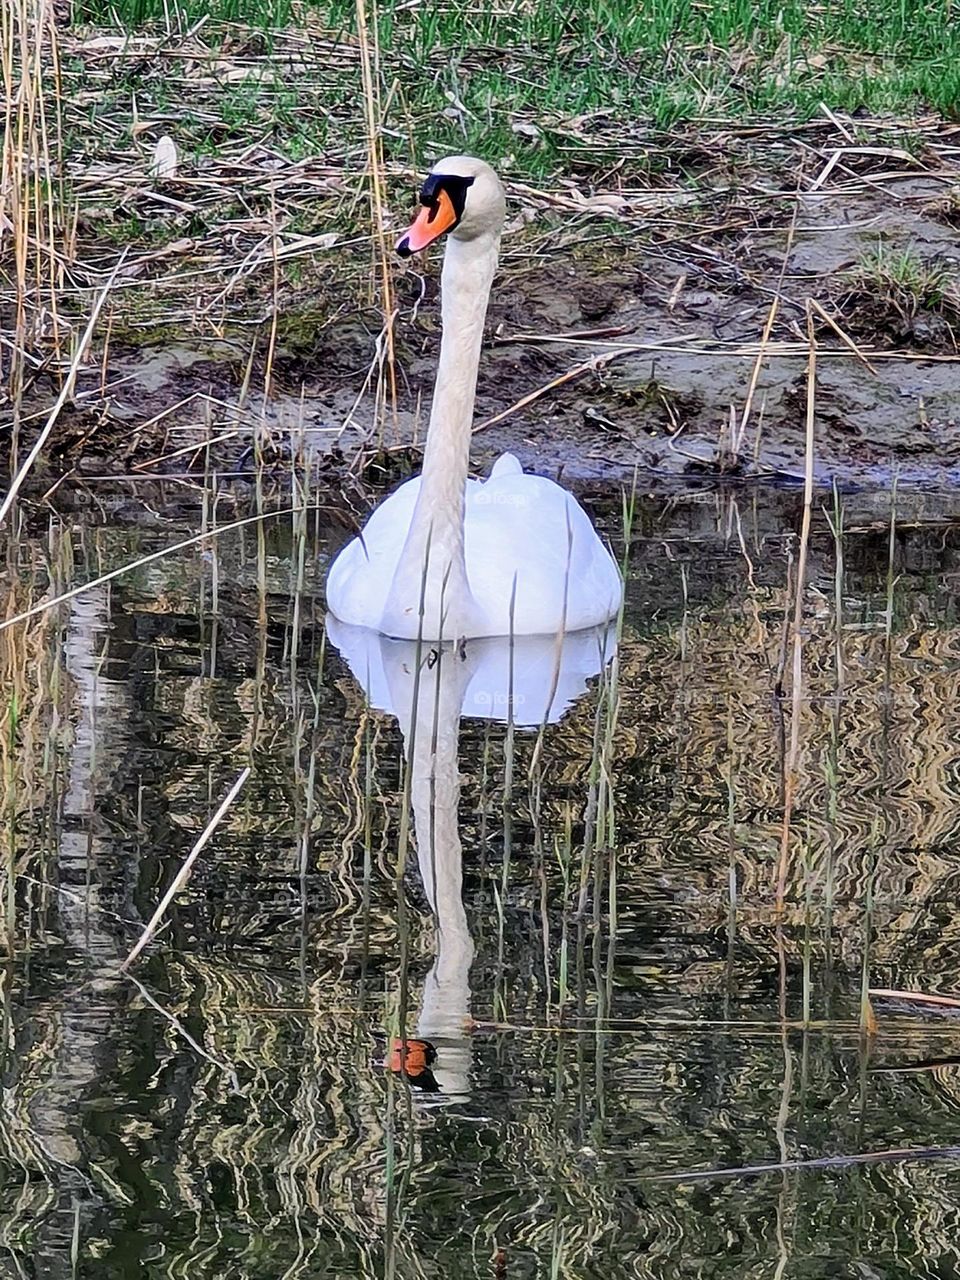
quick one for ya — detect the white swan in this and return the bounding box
[325,155,623,642]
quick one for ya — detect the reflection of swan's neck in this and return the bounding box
[402,645,475,1096]
[325,619,622,1096]
[383,232,500,640]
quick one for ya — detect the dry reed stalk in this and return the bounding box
[127,972,241,1089]
[650,1144,960,1184]
[808,298,878,374]
[0,250,127,526]
[489,333,960,365]
[734,180,802,455]
[470,355,607,433]
[1,0,64,453]
[869,988,960,1010]
[263,184,281,402]
[774,299,817,912]
[355,0,399,445]
[0,502,315,633]
[471,337,692,435]
[818,102,855,144]
[121,766,251,971]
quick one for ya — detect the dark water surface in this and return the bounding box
[4,482,960,1279]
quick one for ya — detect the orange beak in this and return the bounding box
[396,189,458,257]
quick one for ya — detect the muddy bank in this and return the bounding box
[12,168,960,503]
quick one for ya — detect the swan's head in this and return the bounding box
[396,156,505,258]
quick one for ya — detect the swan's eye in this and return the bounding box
[397,174,475,256]
[418,174,475,223]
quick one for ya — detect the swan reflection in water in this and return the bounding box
[327,617,617,1102]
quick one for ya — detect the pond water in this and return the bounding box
[4,481,960,1279]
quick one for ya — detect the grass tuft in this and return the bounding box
[848,248,956,320]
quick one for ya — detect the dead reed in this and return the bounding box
[774,299,818,913]
[1,0,66,458]
[121,765,251,969]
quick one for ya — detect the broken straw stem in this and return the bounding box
[121,766,251,971]
[0,249,129,527]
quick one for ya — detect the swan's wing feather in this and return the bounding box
[464,470,621,634]
[327,461,622,638]
[487,452,524,480]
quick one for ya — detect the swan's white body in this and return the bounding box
[325,156,622,642]
[326,452,622,638]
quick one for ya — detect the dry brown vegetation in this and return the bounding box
[3,2,960,495]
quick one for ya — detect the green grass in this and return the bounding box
[70,0,960,154]
[847,246,960,319]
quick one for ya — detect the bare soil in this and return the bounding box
[13,164,960,509]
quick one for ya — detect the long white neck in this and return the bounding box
[381,231,500,640]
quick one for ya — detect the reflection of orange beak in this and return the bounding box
[387,1037,436,1077]
[396,189,458,257]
